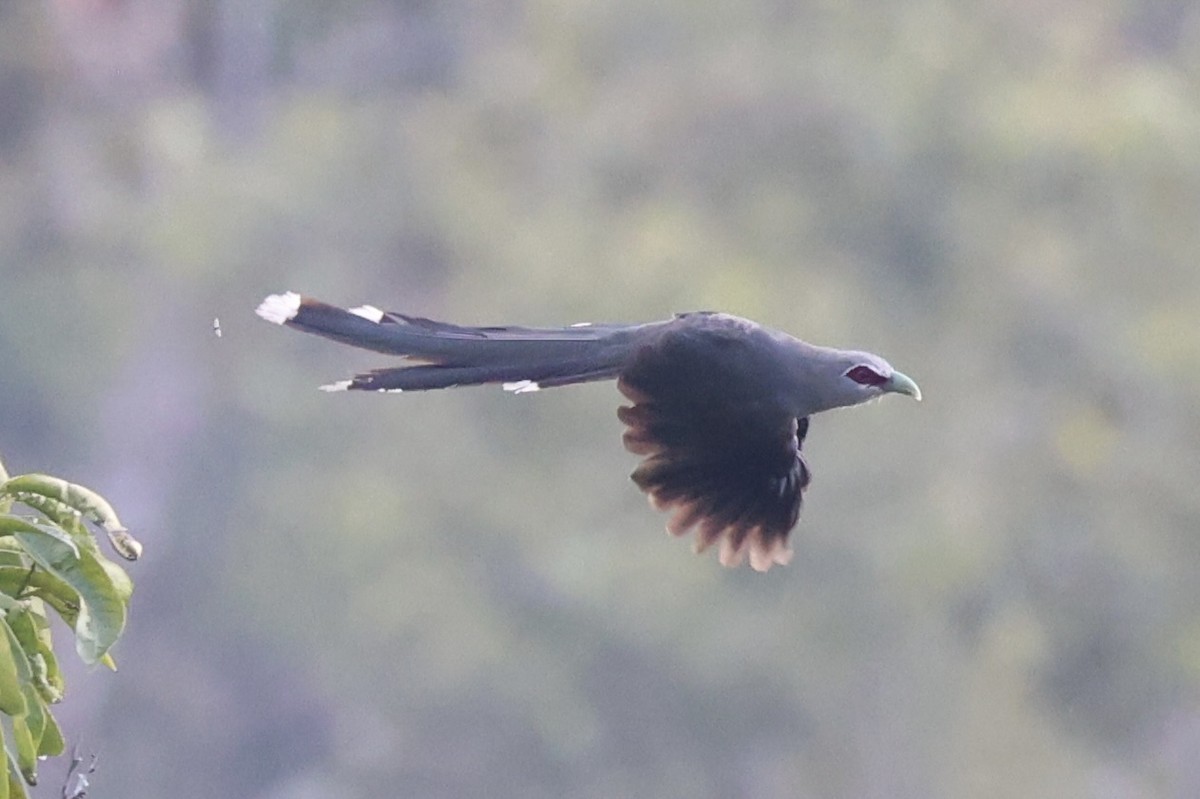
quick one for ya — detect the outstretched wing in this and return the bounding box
[616,316,812,572]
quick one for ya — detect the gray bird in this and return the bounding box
[256,291,921,572]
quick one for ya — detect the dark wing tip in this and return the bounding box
[655,497,795,572]
[620,401,810,572]
[639,482,802,572]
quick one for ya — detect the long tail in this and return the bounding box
[256,291,642,392]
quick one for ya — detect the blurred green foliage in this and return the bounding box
[1,0,1199,797]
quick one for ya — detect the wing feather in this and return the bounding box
[616,321,813,572]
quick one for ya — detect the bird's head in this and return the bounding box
[816,349,922,411]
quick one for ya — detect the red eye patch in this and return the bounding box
[846,365,888,386]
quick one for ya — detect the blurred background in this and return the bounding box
[1,1,1199,797]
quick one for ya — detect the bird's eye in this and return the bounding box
[845,365,888,386]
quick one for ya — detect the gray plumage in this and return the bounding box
[257,291,921,571]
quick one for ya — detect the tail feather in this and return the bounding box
[323,360,625,393]
[257,291,640,392]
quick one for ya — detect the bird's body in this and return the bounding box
[257,291,920,572]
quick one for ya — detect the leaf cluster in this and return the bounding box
[0,460,139,796]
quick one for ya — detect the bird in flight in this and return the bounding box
[257,291,921,572]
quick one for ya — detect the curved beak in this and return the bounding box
[885,370,922,401]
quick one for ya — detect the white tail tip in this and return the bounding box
[256,291,301,324]
[502,380,541,394]
[319,380,352,392]
[348,304,385,323]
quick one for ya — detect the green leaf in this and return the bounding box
[24,587,77,636]
[0,725,9,799]
[0,618,44,786]
[0,519,76,560]
[3,750,21,799]
[0,622,25,717]
[2,496,88,549]
[27,654,58,706]
[19,689,44,752]
[8,532,125,666]
[0,571,33,604]
[11,714,35,786]
[0,570,79,659]
[26,611,62,705]
[0,476,112,525]
[2,611,55,709]
[104,525,143,562]
[3,611,37,663]
[96,557,134,605]
[0,530,136,626]
[0,476,141,561]
[36,703,62,758]
[0,619,32,687]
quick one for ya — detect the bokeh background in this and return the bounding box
[2,1,1199,797]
